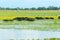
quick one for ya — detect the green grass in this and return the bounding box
[0,10,60,16]
[44,38,60,40]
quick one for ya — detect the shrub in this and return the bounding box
[58,16,60,19]
[49,38,56,40]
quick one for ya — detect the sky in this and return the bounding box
[0,0,60,8]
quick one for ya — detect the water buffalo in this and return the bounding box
[3,19,13,22]
[50,17,54,19]
[13,17,35,21]
[25,18,35,21]
[45,17,49,19]
[35,17,44,20]
[13,17,25,21]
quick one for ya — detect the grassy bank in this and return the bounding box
[0,10,60,20]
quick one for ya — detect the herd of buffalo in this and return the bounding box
[3,16,60,22]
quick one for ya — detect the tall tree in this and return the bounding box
[37,7,46,10]
[24,8,29,10]
[47,6,59,10]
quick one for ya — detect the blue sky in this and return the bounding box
[0,0,60,8]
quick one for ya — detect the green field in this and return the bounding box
[0,10,60,19]
[0,10,60,31]
[0,10,60,16]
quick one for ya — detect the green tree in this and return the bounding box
[47,6,59,10]
[37,7,46,10]
[24,8,29,10]
[30,7,36,10]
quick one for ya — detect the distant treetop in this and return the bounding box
[0,6,59,10]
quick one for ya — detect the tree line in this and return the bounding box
[0,6,60,10]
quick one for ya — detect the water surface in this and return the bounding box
[0,29,60,40]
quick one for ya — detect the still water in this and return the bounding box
[0,29,60,40]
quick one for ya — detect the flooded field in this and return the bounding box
[0,19,60,40]
[0,19,60,31]
[0,29,60,40]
